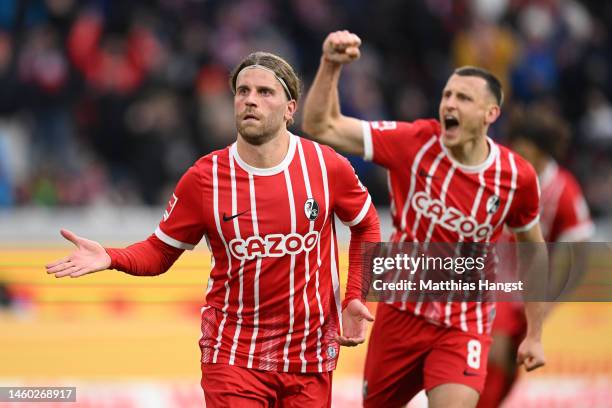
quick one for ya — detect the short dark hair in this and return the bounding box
[454,66,504,107]
[507,105,571,160]
[229,52,302,102]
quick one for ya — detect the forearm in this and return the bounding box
[303,58,343,137]
[344,205,380,309]
[523,301,547,339]
[106,234,184,276]
[515,226,549,340]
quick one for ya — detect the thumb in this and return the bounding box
[60,229,81,247]
[356,302,374,322]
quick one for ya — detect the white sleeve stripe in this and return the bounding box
[342,194,372,227]
[362,121,373,161]
[155,226,196,250]
[508,214,540,233]
[556,222,595,242]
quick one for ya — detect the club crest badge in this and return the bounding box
[304,198,319,221]
[486,195,500,214]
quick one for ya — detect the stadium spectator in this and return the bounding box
[0,0,605,221]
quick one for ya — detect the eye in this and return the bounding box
[458,93,473,102]
[237,87,249,96]
[259,88,273,96]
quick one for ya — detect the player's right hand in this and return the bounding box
[322,30,361,64]
[45,229,111,278]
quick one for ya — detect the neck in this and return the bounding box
[447,134,489,166]
[532,156,551,176]
[236,129,290,168]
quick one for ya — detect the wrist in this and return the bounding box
[341,296,359,311]
[525,329,542,341]
[104,248,117,270]
[321,55,343,69]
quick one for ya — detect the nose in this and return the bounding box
[442,97,457,113]
[443,96,457,112]
[243,90,257,107]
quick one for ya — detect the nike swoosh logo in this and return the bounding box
[463,369,479,377]
[418,169,437,178]
[223,210,248,222]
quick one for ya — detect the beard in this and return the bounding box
[236,113,284,146]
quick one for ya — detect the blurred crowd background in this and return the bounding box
[0,0,611,218]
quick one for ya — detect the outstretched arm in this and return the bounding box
[303,30,365,155]
[46,229,183,278]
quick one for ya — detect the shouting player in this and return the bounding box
[478,106,594,407]
[303,31,547,408]
[46,51,380,408]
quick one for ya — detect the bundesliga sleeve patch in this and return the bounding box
[163,193,179,222]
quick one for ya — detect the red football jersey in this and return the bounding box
[362,119,540,334]
[539,161,594,242]
[155,133,373,373]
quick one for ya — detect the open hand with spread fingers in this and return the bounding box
[323,30,362,65]
[45,229,111,278]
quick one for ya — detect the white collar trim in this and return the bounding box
[230,132,297,176]
[439,136,499,173]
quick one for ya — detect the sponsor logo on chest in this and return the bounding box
[229,231,320,260]
[411,191,495,240]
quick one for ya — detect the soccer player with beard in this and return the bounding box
[303,31,547,408]
[477,107,594,408]
[46,51,380,407]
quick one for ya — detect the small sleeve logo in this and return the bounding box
[371,121,397,131]
[163,193,179,222]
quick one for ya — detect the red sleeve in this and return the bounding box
[105,234,184,276]
[343,205,380,310]
[505,156,541,232]
[362,119,440,169]
[332,151,373,226]
[550,174,594,242]
[155,165,208,250]
[330,151,381,309]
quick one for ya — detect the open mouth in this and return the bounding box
[242,111,260,121]
[443,115,459,130]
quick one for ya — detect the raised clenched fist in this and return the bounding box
[322,30,362,64]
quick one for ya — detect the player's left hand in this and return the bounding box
[336,299,374,347]
[517,336,546,372]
